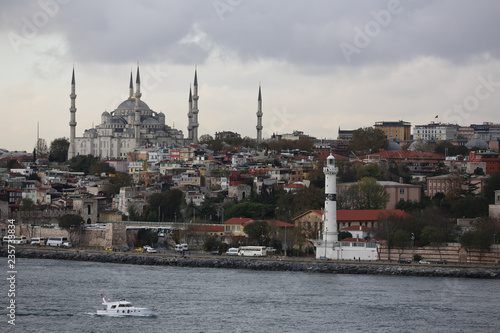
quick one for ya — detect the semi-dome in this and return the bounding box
[106,116,127,124]
[116,97,151,111]
[466,139,488,150]
[142,117,160,125]
[387,141,402,151]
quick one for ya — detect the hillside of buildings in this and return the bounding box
[1,122,500,263]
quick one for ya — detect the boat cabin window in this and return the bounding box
[111,305,116,309]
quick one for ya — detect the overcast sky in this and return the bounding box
[1,0,500,152]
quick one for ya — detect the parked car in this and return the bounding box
[117,247,130,252]
[60,241,72,248]
[266,247,277,253]
[436,259,448,264]
[419,259,430,264]
[226,248,239,256]
[211,250,222,255]
[143,245,157,253]
[398,258,412,264]
[105,247,113,252]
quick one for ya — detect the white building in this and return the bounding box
[414,122,458,141]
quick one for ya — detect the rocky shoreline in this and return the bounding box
[3,248,500,279]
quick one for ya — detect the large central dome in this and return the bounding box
[116,97,151,111]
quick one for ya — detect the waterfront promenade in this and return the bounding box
[2,246,500,279]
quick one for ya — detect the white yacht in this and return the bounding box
[96,295,157,317]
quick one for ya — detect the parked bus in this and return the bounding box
[46,237,68,247]
[238,246,267,257]
[2,236,28,245]
[30,237,46,246]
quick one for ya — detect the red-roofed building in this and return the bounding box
[364,149,445,175]
[223,218,294,240]
[191,225,224,237]
[293,209,409,238]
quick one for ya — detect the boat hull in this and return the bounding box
[96,308,156,317]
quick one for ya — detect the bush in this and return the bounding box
[413,254,422,262]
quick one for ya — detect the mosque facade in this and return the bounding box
[68,66,199,160]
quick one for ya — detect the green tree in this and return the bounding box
[338,177,389,210]
[48,137,70,162]
[224,202,275,220]
[68,154,96,173]
[484,172,500,204]
[89,160,116,175]
[110,172,134,196]
[19,198,36,211]
[136,229,158,248]
[338,231,353,241]
[420,226,446,246]
[243,221,270,245]
[58,214,84,243]
[349,127,388,155]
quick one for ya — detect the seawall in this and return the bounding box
[2,249,500,279]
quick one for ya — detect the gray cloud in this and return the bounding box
[2,0,499,67]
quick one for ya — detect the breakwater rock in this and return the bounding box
[3,249,500,279]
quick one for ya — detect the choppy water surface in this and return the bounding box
[1,258,499,333]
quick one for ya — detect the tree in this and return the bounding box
[349,127,388,155]
[338,231,353,241]
[243,221,270,245]
[35,138,49,157]
[484,172,500,204]
[135,229,158,248]
[19,198,36,211]
[224,202,275,220]
[49,137,70,162]
[89,160,116,175]
[338,177,389,210]
[420,226,446,246]
[58,214,84,244]
[68,154,96,173]
[110,172,134,196]
[199,134,214,143]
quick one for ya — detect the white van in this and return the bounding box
[46,237,68,247]
[181,244,188,251]
[30,237,46,246]
[226,248,239,256]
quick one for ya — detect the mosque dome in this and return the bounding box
[466,139,488,150]
[116,97,151,111]
[387,141,402,151]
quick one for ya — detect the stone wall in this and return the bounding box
[379,243,500,265]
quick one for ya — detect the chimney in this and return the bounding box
[399,177,403,184]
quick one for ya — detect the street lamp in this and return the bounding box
[284,225,287,258]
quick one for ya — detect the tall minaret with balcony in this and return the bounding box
[68,67,77,159]
[256,84,263,144]
[134,65,142,147]
[187,86,193,140]
[191,69,199,144]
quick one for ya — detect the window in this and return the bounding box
[400,188,405,194]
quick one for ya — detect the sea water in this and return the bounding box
[1,258,499,333]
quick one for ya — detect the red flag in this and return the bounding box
[435,115,438,118]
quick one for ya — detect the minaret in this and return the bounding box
[134,65,142,147]
[187,86,193,140]
[324,154,339,244]
[68,67,77,159]
[256,84,263,144]
[191,68,199,144]
[129,70,134,98]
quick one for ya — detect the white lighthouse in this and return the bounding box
[311,153,339,259]
[323,154,339,244]
[311,153,380,261]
